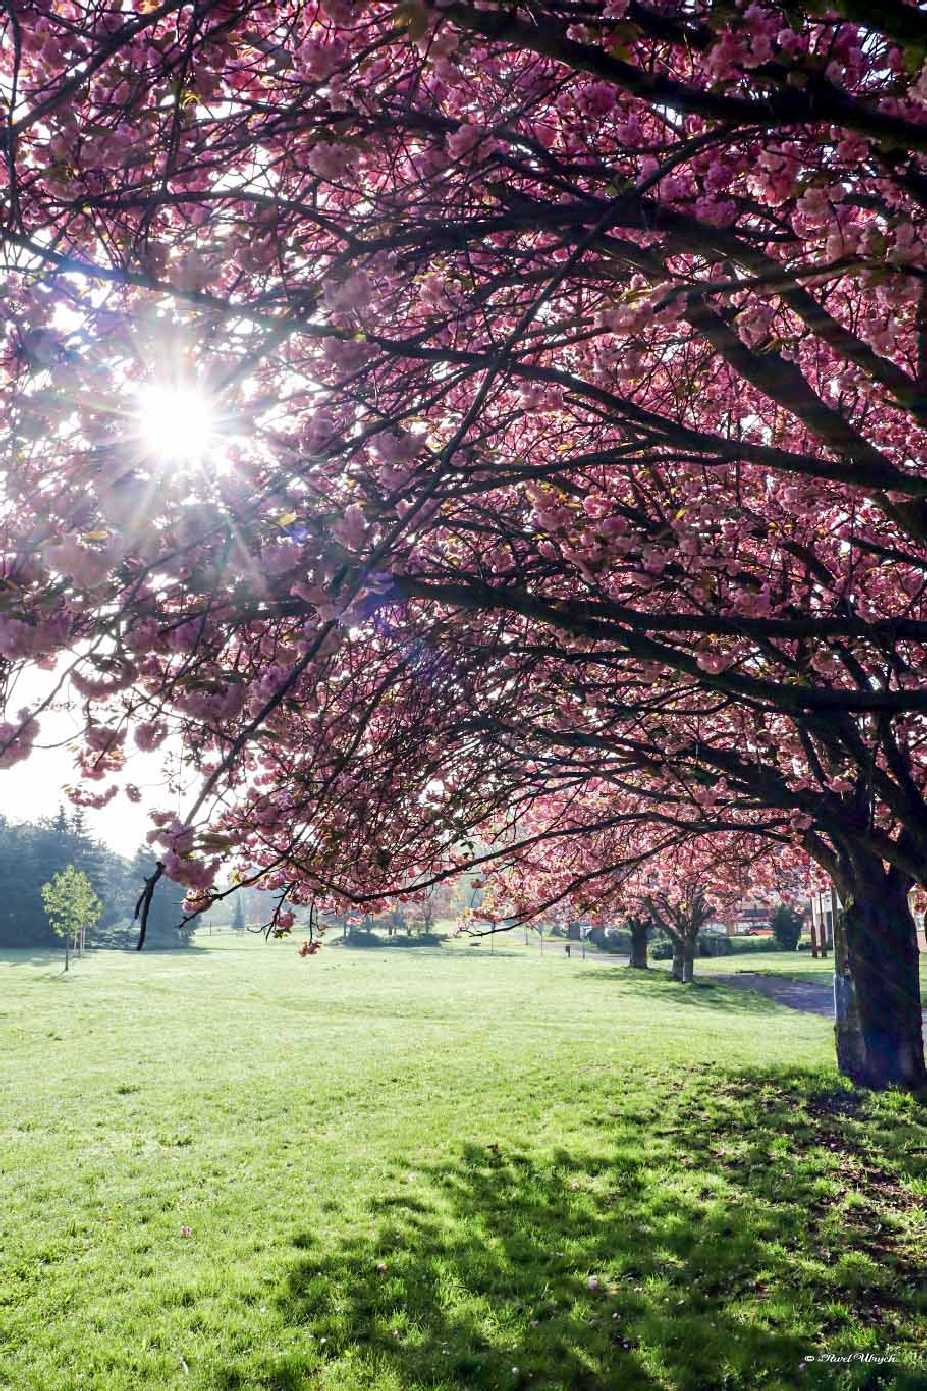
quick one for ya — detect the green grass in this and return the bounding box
[690,950,840,979]
[1,939,926,1391]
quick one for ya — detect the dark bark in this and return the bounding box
[628,917,649,969]
[670,938,695,984]
[833,857,926,1092]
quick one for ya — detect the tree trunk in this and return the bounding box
[628,919,648,969]
[833,858,926,1092]
[64,938,69,972]
[670,939,695,983]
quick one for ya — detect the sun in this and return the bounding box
[135,385,216,466]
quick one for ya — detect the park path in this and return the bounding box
[579,954,927,1022]
[574,950,837,1014]
[580,954,839,1016]
[558,950,927,1023]
[710,971,834,1016]
[575,950,835,1010]
[711,970,927,1023]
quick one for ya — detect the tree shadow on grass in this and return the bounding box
[0,947,65,968]
[0,944,215,969]
[215,1069,927,1391]
[581,967,794,1015]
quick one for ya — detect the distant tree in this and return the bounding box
[448,867,484,923]
[0,816,186,951]
[372,904,404,937]
[41,866,101,972]
[67,808,124,925]
[645,884,716,986]
[402,882,454,936]
[231,897,246,934]
[772,904,803,954]
[0,813,80,947]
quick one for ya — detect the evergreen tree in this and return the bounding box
[0,818,196,951]
[772,904,804,953]
[14,817,76,947]
[67,809,118,926]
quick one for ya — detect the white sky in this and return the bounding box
[1,741,156,855]
[3,662,186,856]
[3,336,235,855]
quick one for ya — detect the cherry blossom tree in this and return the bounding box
[4,0,927,1085]
[637,846,744,984]
[470,791,799,982]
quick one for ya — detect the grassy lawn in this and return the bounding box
[688,950,841,980]
[1,939,926,1391]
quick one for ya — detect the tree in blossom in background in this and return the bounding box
[472,792,801,983]
[4,0,927,1085]
[637,846,744,985]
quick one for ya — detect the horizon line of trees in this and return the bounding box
[0,807,191,951]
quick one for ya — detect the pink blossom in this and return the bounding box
[333,504,368,551]
[324,273,373,315]
[134,721,168,752]
[447,123,487,161]
[44,539,112,589]
[306,141,357,182]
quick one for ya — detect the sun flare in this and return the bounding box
[136,385,216,466]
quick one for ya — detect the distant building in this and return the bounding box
[809,886,927,955]
[809,889,835,955]
[729,898,774,936]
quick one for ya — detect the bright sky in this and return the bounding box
[1,385,225,857]
[1,742,154,855]
[4,662,186,857]
[0,337,240,855]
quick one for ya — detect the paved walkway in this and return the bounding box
[582,955,927,1023]
[579,952,837,1014]
[711,972,835,1017]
